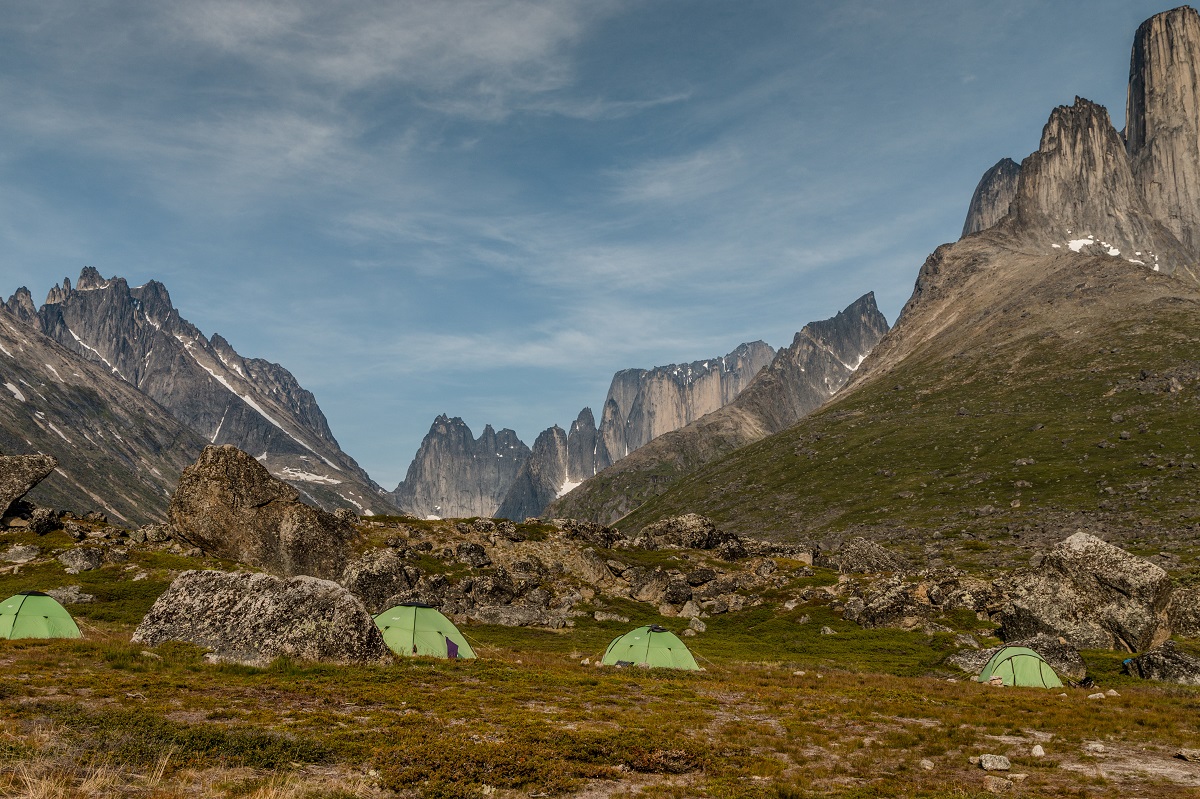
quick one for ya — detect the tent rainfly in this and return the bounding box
[0,591,82,640]
[374,602,476,659]
[601,624,699,671]
[977,646,1064,688]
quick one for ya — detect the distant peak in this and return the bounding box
[76,266,108,291]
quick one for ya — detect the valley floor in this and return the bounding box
[2,617,1198,799]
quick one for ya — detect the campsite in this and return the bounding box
[0,506,1198,799]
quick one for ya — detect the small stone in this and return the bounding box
[968,756,981,766]
[688,617,706,633]
[580,658,590,666]
[819,625,836,635]
[1009,773,1028,782]
[1031,744,1045,757]
[1105,688,1119,696]
[139,651,162,660]
[1176,748,1200,762]
[793,670,806,676]
[919,759,934,770]
[682,628,696,637]
[982,775,1013,793]
[1085,742,1105,753]
[1088,692,1106,700]
[978,754,1011,772]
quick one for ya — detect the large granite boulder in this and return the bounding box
[947,634,1087,682]
[0,454,57,517]
[132,570,390,666]
[995,533,1172,651]
[1167,588,1200,637]
[169,445,355,579]
[1124,640,1200,685]
[341,549,420,613]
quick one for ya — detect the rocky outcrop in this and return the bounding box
[169,445,356,580]
[636,513,746,559]
[132,570,390,666]
[21,269,390,514]
[1124,639,1200,685]
[0,454,57,517]
[1127,6,1200,258]
[995,533,1173,651]
[841,569,992,631]
[392,416,530,519]
[962,158,1021,237]
[549,293,890,524]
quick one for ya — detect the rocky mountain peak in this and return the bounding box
[1127,5,1200,257]
[75,266,110,291]
[3,287,37,325]
[1007,96,1190,272]
[961,157,1021,237]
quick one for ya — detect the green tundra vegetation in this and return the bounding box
[0,522,1198,799]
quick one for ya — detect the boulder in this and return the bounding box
[340,549,420,613]
[996,533,1172,651]
[1124,640,1200,685]
[947,634,1087,682]
[557,519,624,549]
[0,454,57,517]
[46,585,95,604]
[1167,588,1200,637]
[28,508,60,535]
[456,542,492,568]
[168,445,356,580]
[57,547,105,574]
[132,570,390,666]
[2,544,39,563]
[835,537,913,575]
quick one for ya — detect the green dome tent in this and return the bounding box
[0,591,81,640]
[601,624,699,671]
[978,646,1063,688]
[374,602,476,659]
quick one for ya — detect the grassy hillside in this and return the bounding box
[621,241,1200,575]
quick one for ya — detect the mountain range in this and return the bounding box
[2,268,395,521]
[612,5,1200,558]
[391,298,889,521]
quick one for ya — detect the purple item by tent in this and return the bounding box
[446,638,459,659]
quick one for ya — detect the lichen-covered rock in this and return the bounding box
[132,570,390,666]
[835,537,913,575]
[340,549,420,613]
[1124,640,1200,685]
[168,445,355,580]
[2,544,39,563]
[28,508,60,535]
[0,454,57,517]
[57,547,104,574]
[1167,588,1200,637]
[843,570,992,630]
[996,533,1173,651]
[558,519,624,549]
[637,513,745,560]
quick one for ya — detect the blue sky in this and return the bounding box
[0,1,1175,488]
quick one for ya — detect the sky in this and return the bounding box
[0,1,1178,488]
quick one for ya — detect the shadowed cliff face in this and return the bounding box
[1127,5,1200,257]
[962,158,1021,238]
